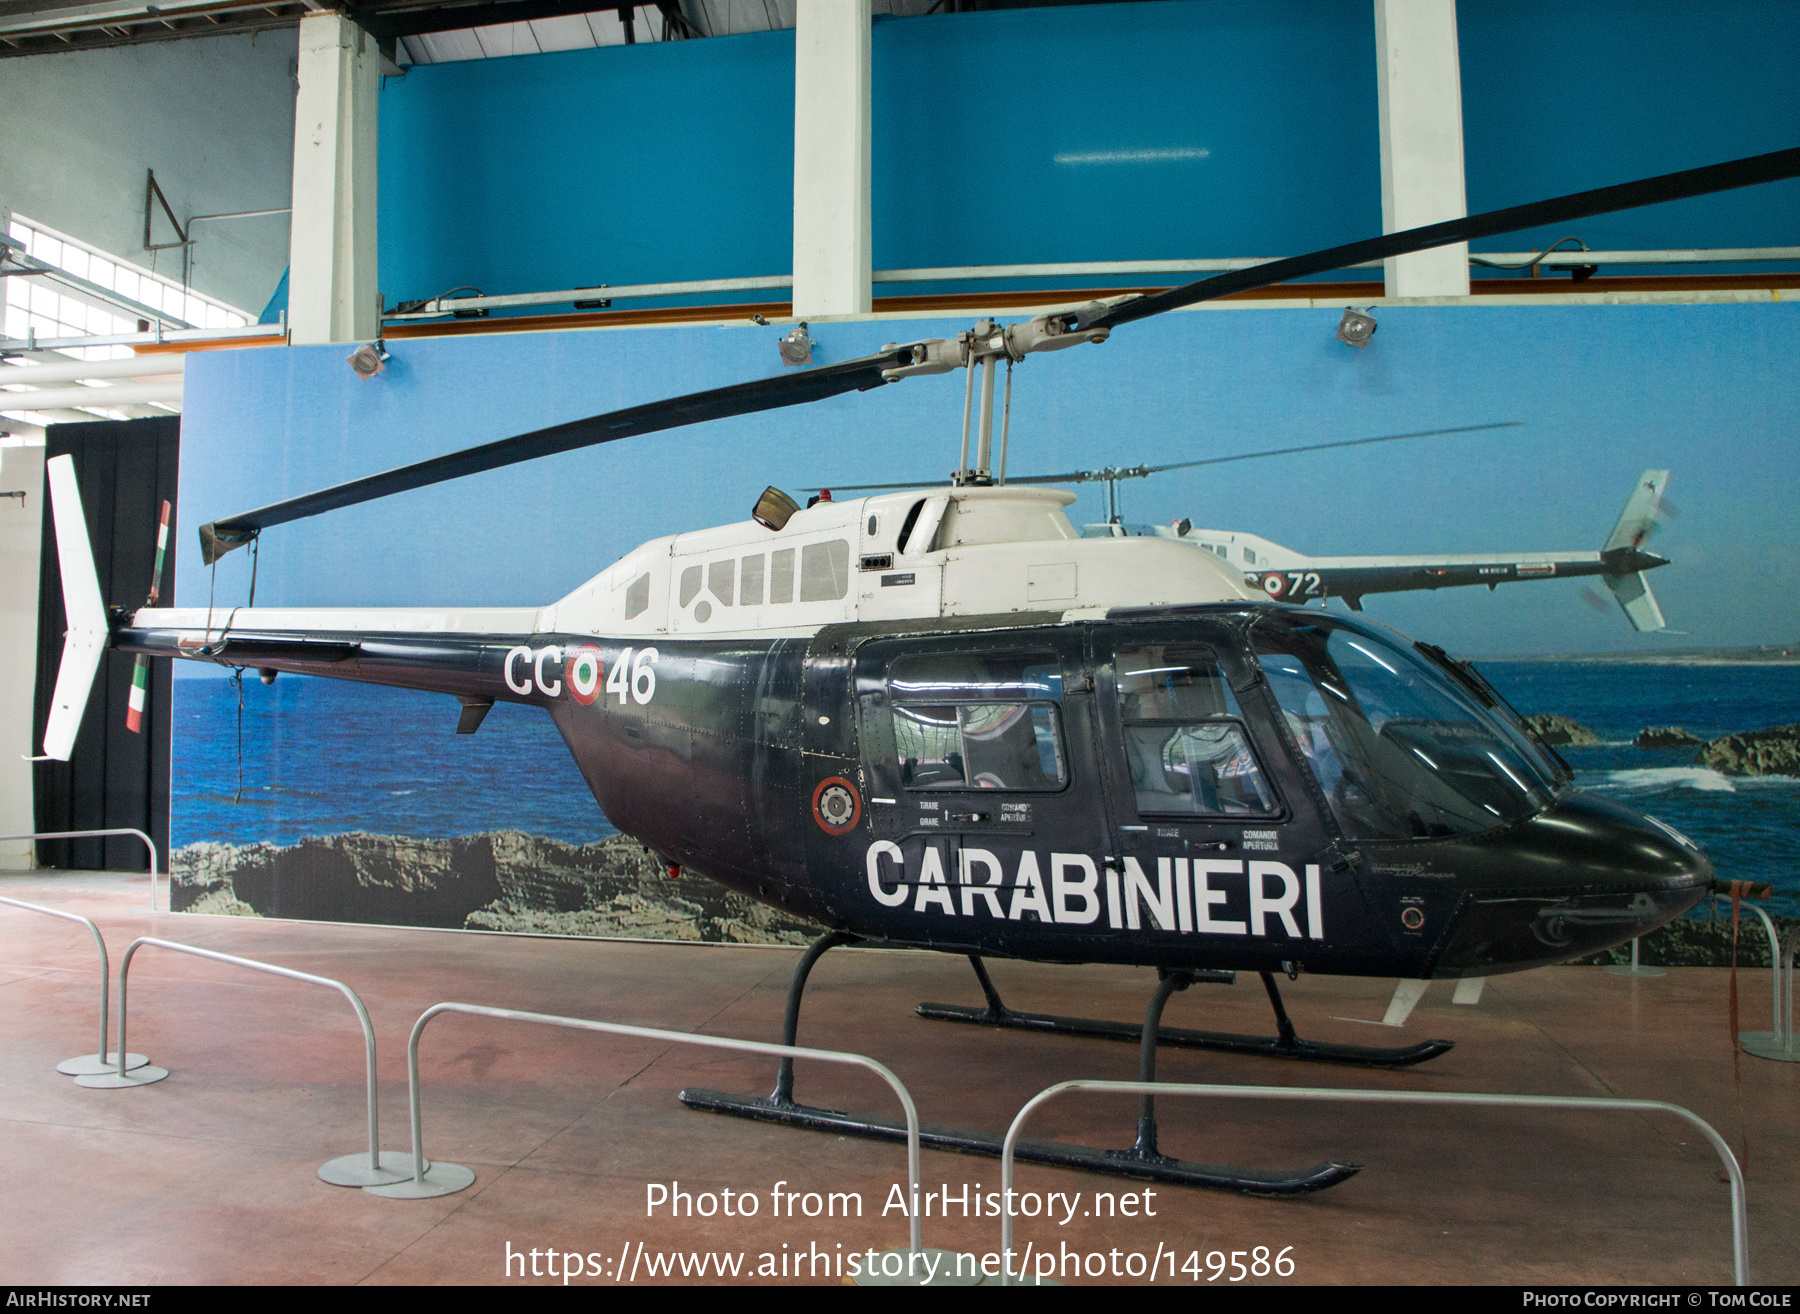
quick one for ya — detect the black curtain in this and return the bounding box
[32,416,180,871]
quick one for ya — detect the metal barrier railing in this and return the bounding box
[78,936,416,1187]
[0,895,147,1077]
[998,1081,1748,1287]
[0,829,162,911]
[1720,898,1795,1062]
[375,1001,925,1259]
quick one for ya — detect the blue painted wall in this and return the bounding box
[1460,0,1800,272]
[376,0,1800,305]
[378,28,797,308]
[871,2,1379,286]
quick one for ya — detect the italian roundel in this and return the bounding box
[566,644,604,705]
[1261,573,1285,598]
[812,776,861,835]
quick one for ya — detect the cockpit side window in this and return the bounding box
[1252,617,1553,840]
[1114,645,1277,817]
[888,652,1066,791]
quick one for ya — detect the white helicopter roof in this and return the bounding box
[547,485,1258,640]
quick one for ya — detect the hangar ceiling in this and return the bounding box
[0,0,1161,61]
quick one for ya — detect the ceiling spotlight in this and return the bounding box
[1335,307,1377,349]
[346,341,391,380]
[778,322,814,367]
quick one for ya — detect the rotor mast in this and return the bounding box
[941,311,1114,489]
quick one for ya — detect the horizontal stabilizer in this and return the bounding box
[41,456,108,761]
[1605,570,1666,633]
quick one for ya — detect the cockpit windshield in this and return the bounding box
[1251,614,1556,840]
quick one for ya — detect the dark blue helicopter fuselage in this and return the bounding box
[122,603,1711,978]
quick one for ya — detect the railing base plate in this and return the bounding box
[1740,1031,1800,1062]
[365,1163,476,1199]
[319,1151,433,1187]
[74,1065,169,1088]
[58,1052,149,1076]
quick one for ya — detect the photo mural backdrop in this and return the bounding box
[170,301,1800,940]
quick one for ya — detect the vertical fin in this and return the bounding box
[41,456,109,761]
[1604,469,1671,553]
[1603,470,1670,632]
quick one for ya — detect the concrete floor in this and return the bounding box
[0,869,1792,1287]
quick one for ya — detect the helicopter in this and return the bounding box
[1086,470,1673,629]
[825,441,1674,629]
[38,145,1795,1195]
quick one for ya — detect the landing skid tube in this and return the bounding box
[677,1088,1358,1196]
[917,957,1453,1070]
[676,933,1360,1197]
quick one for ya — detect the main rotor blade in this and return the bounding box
[1085,146,1800,331]
[198,347,917,562]
[1143,420,1523,478]
[976,421,1526,487]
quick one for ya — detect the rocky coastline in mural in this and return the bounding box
[171,830,822,945]
[1576,910,1798,969]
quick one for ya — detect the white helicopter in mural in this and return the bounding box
[1086,471,1672,631]
[826,439,1674,631]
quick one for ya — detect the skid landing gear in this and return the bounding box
[679,933,1359,1196]
[916,956,1454,1069]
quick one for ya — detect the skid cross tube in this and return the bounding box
[397,1002,924,1253]
[0,829,162,911]
[113,937,387,1177]
[999,1081,1748,1287]
[0,895,131,1073]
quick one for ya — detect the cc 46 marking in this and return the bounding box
[504,643,658,703]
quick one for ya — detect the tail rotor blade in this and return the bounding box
[126,499,171,736]
[146,499,170,606]
[126,654,149,734]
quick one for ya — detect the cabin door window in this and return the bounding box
[1112,644,1278,817]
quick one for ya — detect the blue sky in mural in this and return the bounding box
[176,301,1800,662]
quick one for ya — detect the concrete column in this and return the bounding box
[1375,0,1469,298]
[791,0,871,318]
[288,11,380,345]
[0,446,45,869]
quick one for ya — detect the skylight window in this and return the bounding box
[2,215,251,437]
